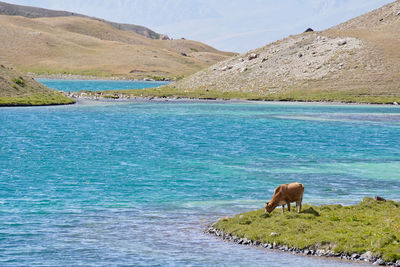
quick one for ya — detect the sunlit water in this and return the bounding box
[37,79,169,92]
[1,83,400,266]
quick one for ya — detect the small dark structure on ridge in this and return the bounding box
[304,28,314,33]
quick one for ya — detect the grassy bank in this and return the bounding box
[215,197,400,262]
[0,93,75,106]
[0,65,75,106]
[94,86,400,104]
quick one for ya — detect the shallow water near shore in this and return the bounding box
[1,94,400,266]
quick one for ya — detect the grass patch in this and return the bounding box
[12,77,26,87]
[215,197,400,262]
[94,86,400,104]
[0,93,75,106]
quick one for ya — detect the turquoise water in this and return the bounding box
[37,79,169,92]
[1,93,400,266]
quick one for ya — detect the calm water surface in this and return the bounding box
[37,79,169,92]
[1,85,400,266]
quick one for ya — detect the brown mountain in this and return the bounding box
[170,1,400,103]
[0,1,162,39]
[0,2,234,79]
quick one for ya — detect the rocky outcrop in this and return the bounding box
[173,1,400,101]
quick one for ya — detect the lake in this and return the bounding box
[1,80,399,266]
[37,78,169,92]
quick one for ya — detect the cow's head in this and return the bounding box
[264,202,273,213]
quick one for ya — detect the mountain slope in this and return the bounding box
[167,1,400,103]
[0,0,162,39]
[0,14,234,78]
[0,64,75,106]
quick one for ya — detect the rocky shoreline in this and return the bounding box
[62,91,400,106]
[206,226,400,266]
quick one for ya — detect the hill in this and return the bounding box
[0,64,75,106]
[153,1,400,104]
[0,1,162,39]
[0,2,234,79]
[0,15,233,79]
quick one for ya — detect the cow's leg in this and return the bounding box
[296,200,302,213]
[282,204,285,214]
[287,202,291,212]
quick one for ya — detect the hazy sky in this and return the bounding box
[4,0,393,52]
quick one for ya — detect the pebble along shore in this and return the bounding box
[206,226,400,266]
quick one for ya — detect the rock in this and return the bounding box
[373,259,385,265]
[393,102,399,105]
[396,11,400,16]
[304,28,314,32]
[360,251,374,261]
[240,67,248,73]
[338,40,347,46]
[270,232,280,236]
[220,66,233,71]
[351,253,360,259]
[374,196,386,201]
[159,34,170,40]
[248,53,258,60]
[180,52,188,57]
[298,53,303,58]
[396,259,400,265]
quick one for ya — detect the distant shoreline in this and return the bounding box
[33,74,155,81]
[66,93,400,107]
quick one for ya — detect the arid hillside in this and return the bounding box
[0,64,74,106]
[0,0,162,39]
[169,1,400,103]
[0,14,234,78]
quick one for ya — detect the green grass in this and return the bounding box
[12,77,26,87]
[0,93,75,106]
[215,197,400,262]
[93,86,400,104]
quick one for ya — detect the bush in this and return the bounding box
[12,77,26,87]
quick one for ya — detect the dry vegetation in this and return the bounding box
[0,15,234,78]
[160,1,400,103]
[0,64,74,106]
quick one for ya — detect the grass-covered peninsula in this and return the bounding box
[76,85,400,104]
[0,65,75,106]
[212,197,400,264]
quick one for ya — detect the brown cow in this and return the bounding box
[265,182,304,214]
